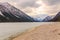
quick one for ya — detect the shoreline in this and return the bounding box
[13,22,60,40]
[0,22,60,40]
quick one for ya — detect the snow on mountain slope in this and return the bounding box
[0,2,35,22]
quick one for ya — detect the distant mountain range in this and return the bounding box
[0,2,60,22]
[49,12,60,22]
[34,12,60,22]
[0,2,35,22]
[43,16,54,22]
[43,12,60,22]
[33,14,48,22]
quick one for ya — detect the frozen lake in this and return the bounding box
[0,22,52,40]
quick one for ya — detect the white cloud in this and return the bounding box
[34,0,60,15]
[0,0,40,16]
[0,0,60,16]
[0,0,39,8]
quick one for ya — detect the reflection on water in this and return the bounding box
[0,22,53,40]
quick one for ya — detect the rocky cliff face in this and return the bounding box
[0,2,35,22]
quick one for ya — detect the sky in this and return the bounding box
[0,0,60,16]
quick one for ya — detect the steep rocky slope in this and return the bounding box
[0,2,35,22]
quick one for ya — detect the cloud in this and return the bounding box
[0,0,60,16]
[41,0,60,5]
[0,0,40,8]
[18,0,40,8]
[35,0,60,15]
[0,0,41,16]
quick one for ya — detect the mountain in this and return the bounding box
[0,2,35,22]
[50,12,60,22]
[33,14,48,22]
[33,17,42,22]
[43,16,54,22]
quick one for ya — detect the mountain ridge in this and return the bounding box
[0,2,35,22]
[49,12,60,22]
